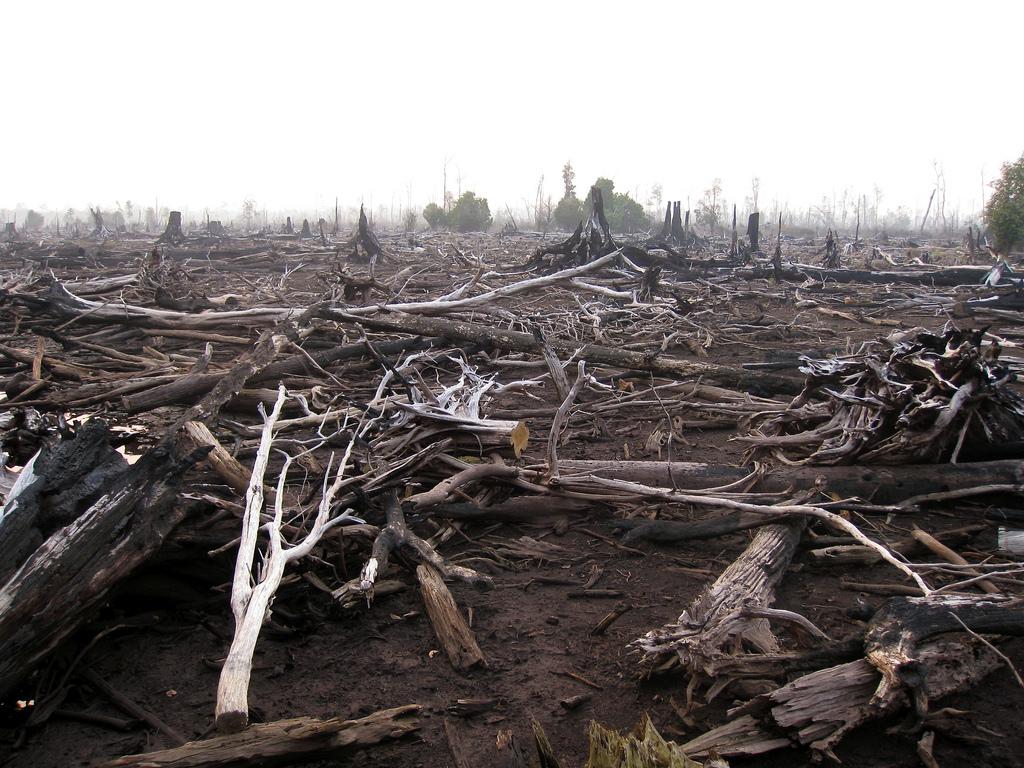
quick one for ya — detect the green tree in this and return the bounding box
[554,195,583,230]
[422,202,448,229]
[986,154,1024,257]
[589,177,650,233]
[449,192,492,232]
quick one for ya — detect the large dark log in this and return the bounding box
[0,441,206,697]
[0,420,127,585]
[98,704,421,768]
[318,309,803,396]
[864,593,1024,708]
[554,458,1024,504]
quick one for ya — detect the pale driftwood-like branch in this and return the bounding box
[547,360,589,479]
[216,386,362,733]
[99,704,421,767]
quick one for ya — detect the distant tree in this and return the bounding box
[241,199,257,231]
[23,209,45,231]
[422,202,448,229]
[695,179,723,233]
[403,209,418,232]
[124,200,134,229]
[562,162,576,200]
[553,160,583,231]
[449,192,492,232]
[986,154,1024,257]
[144,207,158,232]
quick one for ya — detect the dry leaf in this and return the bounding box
[511,421,529,458]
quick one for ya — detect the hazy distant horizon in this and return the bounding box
[4,1,1021,223]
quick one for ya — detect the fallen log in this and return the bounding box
[737,262,1006,287]
[417,564,486,673]
[98,704,421,768]
[635,520,809,682]
[319,309,803,395]
[553,458,1024,505]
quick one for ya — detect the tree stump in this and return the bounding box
[157,211,186,245]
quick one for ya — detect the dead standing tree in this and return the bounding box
[89,207,112,239]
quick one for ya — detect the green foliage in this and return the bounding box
[986,154,1024,256]
[449,192,492,232]
[422,202,448,229]
[23,209,45,231]
[554,195,583,230]
[589,177,650,233]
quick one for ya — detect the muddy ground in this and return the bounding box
[0,229,1022,767]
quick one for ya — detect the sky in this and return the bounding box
[3,0,1022,220]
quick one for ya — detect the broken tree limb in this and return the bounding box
[98,704,421,768]
[417,564,486,672]
[319,309,803,395]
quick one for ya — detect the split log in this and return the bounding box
[681,637,1001,759]
[417,564,486,672]
[320,309,803,396]
[98,704,421,768]
[635,520,808,679]
[554,458,1024,505]
[0,441,206,697]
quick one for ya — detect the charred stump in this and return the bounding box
[208,220,226,237]
[747,211,760,252]
[1,222,17,242]
[349,204,387,263]
[300,218,312,238]
[157,210,186,245]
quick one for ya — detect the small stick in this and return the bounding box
[591,603,632,635]
[79,669,186,744]
[912,527,1000,594]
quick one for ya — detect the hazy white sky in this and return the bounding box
[4,0,1022,218]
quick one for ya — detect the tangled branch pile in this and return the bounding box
[740,326,1024,465]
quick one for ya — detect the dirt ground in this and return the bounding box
[1,230,1022,767]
